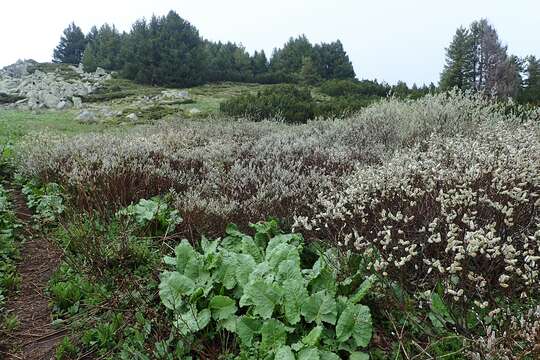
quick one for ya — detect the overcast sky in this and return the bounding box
[1,0,538,85]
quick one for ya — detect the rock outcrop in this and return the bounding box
[0,60,111,110]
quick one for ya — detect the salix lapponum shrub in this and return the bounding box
[295,120,540,308]
[16,91,516,238]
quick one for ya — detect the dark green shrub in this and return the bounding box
[320,79,389,97]
[221,84,381,122]
[220,84,315,123]
[315,96,377,118]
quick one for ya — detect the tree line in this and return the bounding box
[52,13,540,105]
[52,11,356,87]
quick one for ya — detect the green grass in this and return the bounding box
[0,109,110,144]
[187,82,271,113]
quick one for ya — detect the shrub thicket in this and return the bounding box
[16,91,524,239]
[220,84,378,122]
[319,79,389,98]
[220,84,316,123]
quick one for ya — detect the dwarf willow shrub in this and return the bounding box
[15,92,512,239]
[295,120,540,310]
[159,221,373,359]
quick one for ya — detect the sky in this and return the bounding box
[1,0,539,85]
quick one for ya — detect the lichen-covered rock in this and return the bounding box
[0,61,111,110]
[77,110,97,123]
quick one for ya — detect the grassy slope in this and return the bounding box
[0,81,275,145]
[0,109,110,144]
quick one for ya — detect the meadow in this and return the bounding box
[1,88,540,359]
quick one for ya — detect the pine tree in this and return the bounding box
[299,56,321,85]
[313,41,356,80]
[251,50,269,76]
[440,27,474,91]
[53,22,87,64]
[121,19,155,84]
[519,56,540,104]
[270,35,313,76]
[82,24,124,72]
[122,11,205,87]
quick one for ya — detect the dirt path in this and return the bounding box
[0,189,64,360]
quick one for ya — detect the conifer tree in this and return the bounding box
[299,56,321,85]
[313,41,356,80]
[53,22,87,64]
[440,27,474,91]
[82,24,124,72]
[519,56,540,104]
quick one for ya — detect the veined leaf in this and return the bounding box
[217,252,238,290]
[335,303,372,347]
[174,308,211,335]
[298,347,320,360]
[266,243,300,270]
[301,291,337,325]
[159,272,195,310]
[275,345,295,360]
[174,240,197,274]
[209,295,237,320]
[302,326,323,347]
[350,275,376,304]
[236,316,262,347]
[282,279,308,325]
[244,280,280,319]
[235,253,257,286]
[261,319,287,352]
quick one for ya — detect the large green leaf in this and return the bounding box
[266,243,300,270]
[174,308,211,335]
[217,252,238,289]
[209,295,237,321]
[301,326,323,347]
[261,319,287,352]
[266,233,303,254]
[236,316,262,347]
[429,293,454,328]
[282,279,309,325]
[244,280,280,319]
[242,235,264,262]
[159,272,195,310]
[184,255,210,286]
[319,351,341,360]
[297,348,320,360]
[275,346,295,360]
[174,240,197,274]
[235,254,257,286]
[309,264,337,296]
[350,275,376,304]
[301,291,337,325]
[278,259,303,283]
[335,303,372,347]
